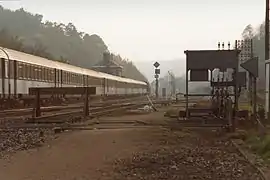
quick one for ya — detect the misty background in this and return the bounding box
[0,1,267,95]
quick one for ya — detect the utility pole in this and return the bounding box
[153,62,160,99]
[266,0,270,120]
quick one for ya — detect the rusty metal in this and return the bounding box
[241,57,258,78]
[29,87,96,95]
[211,81,235,87]
[185,50,239,70]
[185,93,235,97]
[30,87,96,119]
[184,45,240,119]
[190,69,209,81]
[182,41,246,130]
[155,69,160,74]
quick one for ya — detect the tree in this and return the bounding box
[242,24,254,40]
[0,6,146,82]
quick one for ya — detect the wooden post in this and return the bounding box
[84,87,89,116]
[185,65,189,118]
[35,88,41,118]
[226,97,234,132]
[253,76,257,122]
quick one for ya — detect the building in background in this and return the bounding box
[92,51,123,77]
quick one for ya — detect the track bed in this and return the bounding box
[0,107,265,180]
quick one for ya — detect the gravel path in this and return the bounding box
[107,129,264,180]
[0,122,265,180]
[0,128,55,159]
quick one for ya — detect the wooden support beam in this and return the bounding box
[29,87,96,95]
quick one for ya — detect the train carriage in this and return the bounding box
[0,47,148,98]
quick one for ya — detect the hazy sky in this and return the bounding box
[0,0,265,63]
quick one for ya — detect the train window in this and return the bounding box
[25,64,28,79]
[38,67,42,81]
[71,73,73,84]
[81,75,83,85]
[69,72,72,84]
[82,75,84,85]
[43,67,46,81]
[43,68,46,81]
[76,74,78,84]
[62,71,65,83]
[4,60,8,78]
[82,75,85,86]
[40,67,42,81]
[9,60,14,79]
[64,71,68,84]
[20,63,24,79]
[34,66,38,80]
[72,73,75,84]
[46,68,49,82]
[48,68,52,82]
[65,71,68,84]
[46,69,49,82]
[29,64,33,80]
[65,72,69,84]
[39,67,42,81]
[36,66,40,81]
[74,73,77,84]
[50,69,54,82]
[18,62,23,79]
[32,65,36,80]
[70,73,73,84]
[32,65,35,80]
[22,63,25,79]
[44,68,48,82]
[23,63,27,79]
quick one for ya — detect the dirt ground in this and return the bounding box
[0,109,265,180]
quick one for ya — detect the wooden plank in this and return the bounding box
[184,94,235,97]
[29,87,96,95]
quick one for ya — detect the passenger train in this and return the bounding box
[0,47,148,97]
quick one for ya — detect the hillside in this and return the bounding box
[0,6,147,82]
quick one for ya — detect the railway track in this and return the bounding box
[0,95,193,126]
[0,96,267,180]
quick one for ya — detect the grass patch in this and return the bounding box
[245,132,270,164]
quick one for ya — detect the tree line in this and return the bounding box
[241,23,265,89]
[0,6,147,82]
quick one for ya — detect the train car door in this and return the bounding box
[54,68,57,87]
[13,60,17,97]
[60,70,63,87]
[0,58,5,98]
